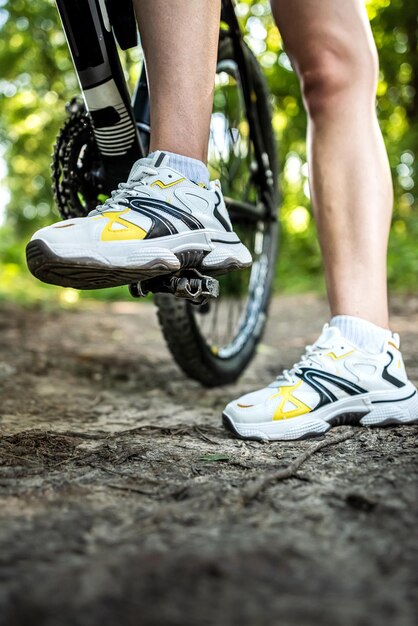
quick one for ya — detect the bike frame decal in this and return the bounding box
[55,0,142,188]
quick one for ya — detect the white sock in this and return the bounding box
[149,151,210,187]
[329,315,392,354]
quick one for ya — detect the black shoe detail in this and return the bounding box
[145,219,176,239]
[222,413,246,439]
[213,191,232,232]
[382,351,406,388]
[211,238,240,245]
[327,411,369,426]
[154,152,166,167]
[124,201,177,237]
[295,368,367,409]
[222,413,325,442]
[130,198,204,233]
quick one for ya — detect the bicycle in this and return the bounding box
[48,0,279,386]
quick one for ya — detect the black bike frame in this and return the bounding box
[55,0,275,217]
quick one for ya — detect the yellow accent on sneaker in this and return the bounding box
[100,210,147,242]
[151,177,185,189]
[270,380,312,421]
[325,350,355,360]
[388,341,400,352]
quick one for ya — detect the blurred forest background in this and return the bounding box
[0,0,417,305]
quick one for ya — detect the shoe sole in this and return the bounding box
[222,384,418,441]
[26,231,252,290]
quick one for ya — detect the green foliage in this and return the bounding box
[235,0,418,292]
[0,0,417,303]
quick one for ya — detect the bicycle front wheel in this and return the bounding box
[155,31,280,387]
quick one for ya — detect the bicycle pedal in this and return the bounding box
[129,269,219,305]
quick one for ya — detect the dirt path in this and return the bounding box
[1,294,417,626]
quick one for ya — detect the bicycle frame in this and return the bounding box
[55,0,275,217]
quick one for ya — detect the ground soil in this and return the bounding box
[0,294,417,626]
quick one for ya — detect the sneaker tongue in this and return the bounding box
[314,324,341,347]
[268,325,341,389]
[128,158,151,181]
[128,151,170,181]
[149,151,170,168]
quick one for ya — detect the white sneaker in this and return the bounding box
[223,324,418,441]
[26,151,252,289]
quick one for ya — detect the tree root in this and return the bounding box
[242,429,357,502]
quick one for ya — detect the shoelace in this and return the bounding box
[92,164,158,215]
[277,343,326,383]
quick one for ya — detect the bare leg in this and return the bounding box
[133,0,221,162]
[271,0,392,327]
